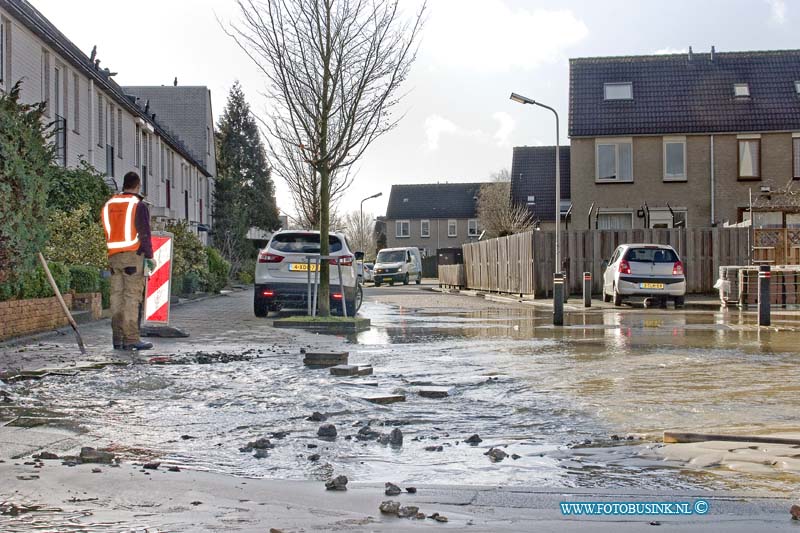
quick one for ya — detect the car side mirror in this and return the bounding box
[601,259,609,270]
[354,251,365,260]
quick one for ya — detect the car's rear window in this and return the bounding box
[624,247,678,263]
[269,233,343,254]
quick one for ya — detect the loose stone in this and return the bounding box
[791,504,800,520]
[308,453,321,462]
[406,487,417,494]
[318,424,338,438]
[325,475,348,491]
[143,462,160,470]
[379,500,401,515]
[37,451,59,460]
[357,426,381,441]
[385,482,402,496]
[485,447,507,462]
[307,412,327,422]
[330,364,359,377]
[425,445,444,452]
[253,449,269,459]
[388,428,403,447]
[79,447,115,464]
[465,434,482,445]
[398,505,420,518]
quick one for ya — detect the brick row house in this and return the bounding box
[383,183,487,256]
[0,0,216,241]
[568,48,800,230]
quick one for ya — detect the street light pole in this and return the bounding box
[360,192,383,252]
[509,92,563,324]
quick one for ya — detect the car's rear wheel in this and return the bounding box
[403,273,409,285]
[346,285,363,316]
[602,290,611,303]
[415,274,421,285]
[674,295,685,308]
[389,279,395,286]
[375,279,381,287]
[254,296,269,317]
[612,285,623,306]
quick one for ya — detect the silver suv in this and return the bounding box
[254,230,363,316]
[602,244,686,307]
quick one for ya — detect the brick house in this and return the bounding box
[569,48,800,230]
[384,182,488,256]
[0,0,215,240]
[510,145,571,230]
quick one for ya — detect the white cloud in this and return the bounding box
[653,47,688,55]
[420,0,588,71]
[766,0,786,24]
[424,115,458,150]
[491,112,515,147]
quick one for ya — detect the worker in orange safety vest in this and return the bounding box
[101,171,155,351]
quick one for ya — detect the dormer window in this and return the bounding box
[734,83,750,97]
[604,82,633,100]
[795,81,800,95]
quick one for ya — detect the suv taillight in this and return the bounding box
[258,252,284,263]
[673,261,684,276]
[619,259,631,275]
[330,255,353,266]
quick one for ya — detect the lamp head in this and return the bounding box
[510,92,535,105]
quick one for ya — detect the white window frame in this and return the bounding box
[794,81,800,95]
[468,218,479,236]
[792,133,800,179]
[733,83,750,97]
[0,18,5,87]
[420,219,430,238]
[117,109,123,158]
[395,219,410,238]
[663,136,687,182]
[447,219,457,237]
[648,208,687,229]
[603,82,633,100]
[595,138,633,183]
[596,209,634,230]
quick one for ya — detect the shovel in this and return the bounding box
[37,252,86,355]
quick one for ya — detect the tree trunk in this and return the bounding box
[318,165,331,316]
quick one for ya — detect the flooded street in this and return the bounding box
[4,284,799,497]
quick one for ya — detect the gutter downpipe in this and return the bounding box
[88,79,94,166]
[710,135,715,226]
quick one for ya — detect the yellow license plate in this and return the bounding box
[289,263,319,272]
[640,283,664,289]
[644,319,663,328]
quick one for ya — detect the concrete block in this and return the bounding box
[303,351,348,367]
[330,365,359,376]
[357,366,374,376]
[418,387,451,399]
[362,394,406,405]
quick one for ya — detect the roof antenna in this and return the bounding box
[688,46,693,61]
[174,77,178,86]
[710,45,715,62]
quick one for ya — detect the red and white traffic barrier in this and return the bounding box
[144,233,173,324]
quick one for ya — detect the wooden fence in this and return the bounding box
[438,264,466,288]
[457,228,751,296]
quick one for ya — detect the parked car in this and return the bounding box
[363,262,374,283]
[373,247,422,286]
[254,230,363,317]
[601,244,686,307]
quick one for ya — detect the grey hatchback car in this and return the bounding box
[602,244,686,307]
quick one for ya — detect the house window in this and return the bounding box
[108,104,114,149]
[395,220,410,238]
[0,19,4,85]
[117,109,122,158]
[96,94,104,147]
[793,138,800,179]
[207,126,211,155]
[738,139,760,180]
[160,144,166,182]
[53,66,61,117]
[148,135,153,175]
[604,82,632,100]
[135,126,140,167]
[420,219,430,238]
[448,219,457,237]
[795,81,800,95]
[663,137,686,181]
[596,139,633,182]
[649,209,687,228]
[468,219,479,236]
[733,83,750,97]
[72,74,80,133]
[597,211,633,230]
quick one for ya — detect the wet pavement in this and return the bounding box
[1,282,799,500]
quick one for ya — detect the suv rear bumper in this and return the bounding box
[255,283,357,310]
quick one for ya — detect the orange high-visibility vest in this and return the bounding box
[102,193,140,256]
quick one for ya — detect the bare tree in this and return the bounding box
[226,0,424,316]
[477,168,535,238]
[342,210,376,258]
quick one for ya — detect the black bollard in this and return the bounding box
[553,272,564,326]
[758,265,771,327]
[583,272,592,308]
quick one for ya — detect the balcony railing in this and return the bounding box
[54,114,67,167]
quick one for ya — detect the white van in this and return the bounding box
[373,247,422,286]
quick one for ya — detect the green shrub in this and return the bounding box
[99,276,111,309]
[182,271,201,294]
[171,274,184,297]
[18,261,71,299]
[237,261,255,285]
[204,246,230,293]
[46,205,108,270]
[47,160,111,218]
[164,220,207,296]
[69,265,101,293]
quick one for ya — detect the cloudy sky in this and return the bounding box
[34,0,797,221]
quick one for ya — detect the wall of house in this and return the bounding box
[384,218,481,255]
[1,5,212,242]
[570,132,797,229]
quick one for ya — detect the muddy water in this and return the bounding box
[10,302,800,493]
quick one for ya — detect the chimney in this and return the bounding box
[688,46,693,61]
[710,45,715,62]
